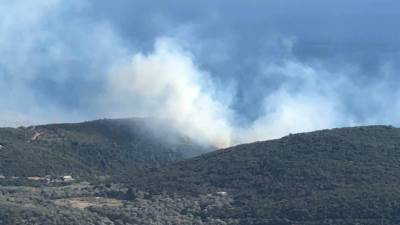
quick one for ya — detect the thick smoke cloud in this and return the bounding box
[106,38,232,147]
[1,0,400,147]
[101,37,381,147]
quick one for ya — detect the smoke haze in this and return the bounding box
[106,38,232,147]
[1,0,400,147]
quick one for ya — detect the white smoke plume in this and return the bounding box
[107,38,232,148]
[3,1,398,149]
[106,38,357,148]
[234,62,355,144]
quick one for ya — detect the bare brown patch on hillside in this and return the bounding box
[53,197,123,209]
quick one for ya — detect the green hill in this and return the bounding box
[3,123,400,224]
[131,125,400,224]
[0,118,207,179]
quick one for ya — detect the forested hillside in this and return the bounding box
[3,125,400,224]
[0,118,206,179]
[131,125,400,224]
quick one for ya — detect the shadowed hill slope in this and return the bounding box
[132,125,400,224]
[0,118,207,179]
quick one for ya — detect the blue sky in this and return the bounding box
[1,0,400,145]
